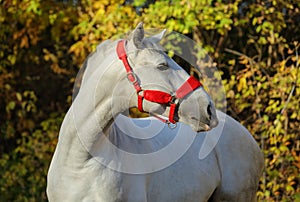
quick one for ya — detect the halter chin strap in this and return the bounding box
[117,40,202,124]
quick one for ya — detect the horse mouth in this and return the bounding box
[188,122,210,133]
[195,124,211,133]
[203,124,211,131]
[195,120,218,133]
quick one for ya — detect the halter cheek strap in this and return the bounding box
[117,40,202,124]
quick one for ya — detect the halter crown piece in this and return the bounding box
[117,40,202,124]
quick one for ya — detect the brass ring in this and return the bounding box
[168,122,177,129]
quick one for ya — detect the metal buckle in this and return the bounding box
[170,95,179,105]
[127,71,138,84]
[137,90,144,97]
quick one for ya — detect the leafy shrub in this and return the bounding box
[0,0,299,201]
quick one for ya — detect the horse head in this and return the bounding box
[117,23,218,132]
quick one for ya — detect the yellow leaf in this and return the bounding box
[237,77,247,92]
[16,92,22,101]
[279,60,286,72]
[239,56,249,65]
[20,36,29,48]
[228,59,236,65]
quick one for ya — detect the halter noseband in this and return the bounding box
[116,40,202,124]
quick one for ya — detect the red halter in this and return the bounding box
[117,40,202,124]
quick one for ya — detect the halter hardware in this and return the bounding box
[126,72,138,84]
[117,40,202,124]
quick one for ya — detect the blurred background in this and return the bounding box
[0,0,299,201]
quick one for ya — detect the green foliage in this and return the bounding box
[0,0,299,201]
[0,113,63,201]
[0,0,78,200]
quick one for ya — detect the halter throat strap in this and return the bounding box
[116,40,202,124]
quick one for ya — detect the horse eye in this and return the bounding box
[157,65,169,71]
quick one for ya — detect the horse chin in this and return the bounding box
[179,117,210,133]
[191,124,211,133]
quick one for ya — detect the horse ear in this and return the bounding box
[149,29,166,44]
[131,22,144,49]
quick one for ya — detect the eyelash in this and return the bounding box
[157,65,169,71]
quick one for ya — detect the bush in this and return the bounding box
[0,0,299,201]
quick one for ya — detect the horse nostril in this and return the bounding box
[207,103,212,120]
[207,102,218,128]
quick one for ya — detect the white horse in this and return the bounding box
[47,23,263,202]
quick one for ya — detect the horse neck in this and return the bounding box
[65,42,133,156]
